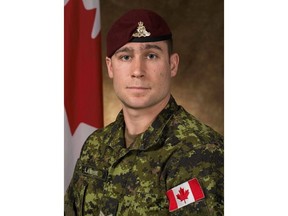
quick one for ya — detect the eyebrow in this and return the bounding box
[114,44,163,55]
[143,44,163,52]
[114,47,133,55]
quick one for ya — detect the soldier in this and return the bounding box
[65,9,224,216]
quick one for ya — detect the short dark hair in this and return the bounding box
[166,38,173,56]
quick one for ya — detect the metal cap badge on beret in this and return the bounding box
[106,9,172,57]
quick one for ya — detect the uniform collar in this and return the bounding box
[106,95,179,151]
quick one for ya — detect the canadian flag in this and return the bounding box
[166,178,205,212]
[64,0,103,191]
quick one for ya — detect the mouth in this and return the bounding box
[126,86,150,90]
[126,86,151,94]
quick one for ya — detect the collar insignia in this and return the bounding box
[132,21,151,37]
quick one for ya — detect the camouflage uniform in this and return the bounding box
[65,96,224,215]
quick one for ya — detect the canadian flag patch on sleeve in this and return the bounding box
[166,178,205,212]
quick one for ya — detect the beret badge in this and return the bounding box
[132,21,151,38]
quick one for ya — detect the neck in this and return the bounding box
[124,126,140,148]
[123,96,170,137]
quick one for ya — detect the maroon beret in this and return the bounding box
[106,9,172,57]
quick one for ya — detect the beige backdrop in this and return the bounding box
[100,0,224,135]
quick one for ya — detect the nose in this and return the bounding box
[131,58,144,78]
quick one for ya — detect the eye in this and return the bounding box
[146,53,157,60]
[120,55,131,61]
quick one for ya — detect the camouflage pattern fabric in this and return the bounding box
[65,96,224,215]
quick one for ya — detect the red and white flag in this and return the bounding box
[166,178,205,212]
[64,0,103,191]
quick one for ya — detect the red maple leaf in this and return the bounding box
[176,187,190,203]
[65,0,103,135]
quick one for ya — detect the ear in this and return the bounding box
[106,57,114,78]
[169,53,179,77]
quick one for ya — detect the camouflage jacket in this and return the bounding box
[64,96,224,216]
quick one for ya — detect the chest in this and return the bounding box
[80,145,175,215]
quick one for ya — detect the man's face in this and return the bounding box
[106,41,179,111]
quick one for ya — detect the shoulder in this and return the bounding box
[166,105,223,173]
[167,106,223,147]
[79,121,118,157]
